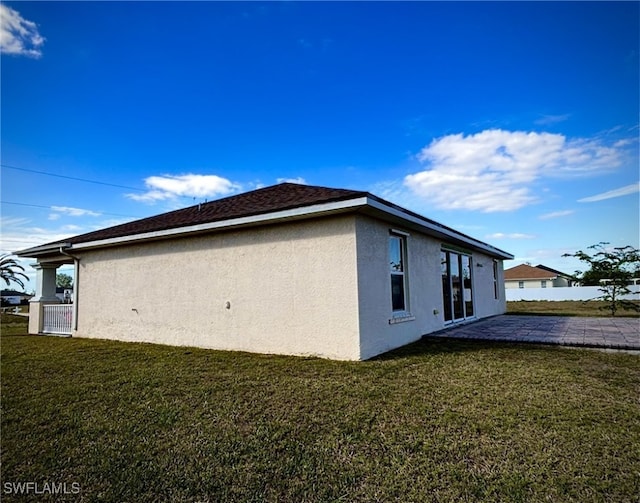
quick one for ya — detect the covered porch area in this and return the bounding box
[26,254,77,337]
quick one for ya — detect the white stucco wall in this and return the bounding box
[74,216,361,360]
[355,216,443,360]
[70,212,508,360]
[472,253,507,318]
[354,216,507,360]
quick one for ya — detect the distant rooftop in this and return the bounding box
[504,263,572,281]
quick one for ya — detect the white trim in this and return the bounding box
[18,193,513,261]
[19,243,72,257]
[70,198,370,251]
[389,315,415,325]
[389,233,409,313]
[367,197,513,259]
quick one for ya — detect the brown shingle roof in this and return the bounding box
[535,264,572,278]
[18,182,513,260]
[504,264,557,281]
[61,183,367,245]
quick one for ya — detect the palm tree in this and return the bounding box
[1,254,29,290]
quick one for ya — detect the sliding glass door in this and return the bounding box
[461,255,474,318]
[441,250,474,323]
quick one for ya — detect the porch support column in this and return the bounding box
[28,263,60,334]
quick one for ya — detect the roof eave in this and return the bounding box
[364,196,514,260]
[16,242,72,259]
[16,193,513,261]
[58,198,371,253]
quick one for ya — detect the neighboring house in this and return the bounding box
[1,289,32,305]
[55,287,74,303]
[18,183,513,360]
[504,264,574,289]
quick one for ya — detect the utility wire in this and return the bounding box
[1,164,146,192]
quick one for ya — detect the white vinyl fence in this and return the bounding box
[506,285,640,302]
[42,304,73,335]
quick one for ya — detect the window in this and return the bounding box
[389,234,408,312]
[461,255,474,317]
[541,280,547,288]
[518,281,524,289]
[493,260,499,299]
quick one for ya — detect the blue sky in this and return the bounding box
[1,1,638,291]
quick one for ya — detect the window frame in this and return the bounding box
[441,247,475,323]
[389,233,409,315]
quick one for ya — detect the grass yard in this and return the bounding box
[1,314,639,502]
[507,300,640,317]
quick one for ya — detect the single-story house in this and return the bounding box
[504,263,574,289]
[1,289,32,306]
[17,183,513,360]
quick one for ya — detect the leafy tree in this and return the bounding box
[0,254,29,290]
[56,273,73,288]
[563,243,640,316]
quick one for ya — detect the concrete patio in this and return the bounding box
[426,315,640,350]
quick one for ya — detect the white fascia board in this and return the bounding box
[40,194,512,260]
[70,197,370,251]
[16,242,72,258]
[366,197,514,260]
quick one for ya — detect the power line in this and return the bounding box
[0,201,142,219]
[1,163,212,205]
[1,164,146,192]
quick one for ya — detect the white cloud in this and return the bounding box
[276,177,307,185]
[534,114,570,126]
[49,206,102,218]
[0,4,45,58]
[61,224,82,232]
[613,139,633,148]
[0,216,131,291]
[1,216,31,228]
[538,210,575,220]
[404,129,626,212]
[485,233,536,240]
[127,174,240,203]
[577,182,639,203]
[1,226,78,255]
[0,215,131,256]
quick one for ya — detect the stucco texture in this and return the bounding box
[74,216,361,360]
[354,216,506,360]
[72,213,507,360]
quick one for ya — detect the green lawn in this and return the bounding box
[507,300,640,317]
[1,315,639,502]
